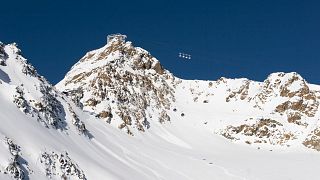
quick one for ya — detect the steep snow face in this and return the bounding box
[0,44,89,133]
[57,36,177,135]
[0,43,92,179]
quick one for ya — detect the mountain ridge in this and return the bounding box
[1,36,320,180]
[56,35,320,151]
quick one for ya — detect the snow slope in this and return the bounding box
[1,37,320,180]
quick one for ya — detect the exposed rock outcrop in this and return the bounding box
[221,118,296,146]
[40,151,86,180]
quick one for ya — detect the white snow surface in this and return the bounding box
[0,41,320,180]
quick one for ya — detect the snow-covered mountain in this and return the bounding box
[1,36,320,180]
[57,35,176,135]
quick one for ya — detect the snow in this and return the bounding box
[1,41,320,180]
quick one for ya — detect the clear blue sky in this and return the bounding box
[1,0,320,84]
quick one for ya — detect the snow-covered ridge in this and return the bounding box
[57,35,320,151]
[175,71,320,149]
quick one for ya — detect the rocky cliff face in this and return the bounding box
[226,72,319,124]
[57,35,176,135]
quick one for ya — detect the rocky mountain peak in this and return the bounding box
[263,72,308,97]
[57,34,176,135]
[65,34,168,83]
[251,72,318,125]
